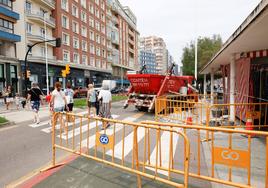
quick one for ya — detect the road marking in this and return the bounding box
[147,128,181,175]
[29,121,50,128]
[81,112,145,151]
[53,115,119,139]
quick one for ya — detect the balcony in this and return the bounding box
[27,33,56,46]
[107,55,113,62]
[112,16,119,24]
[107,43,113,51]
[26,10,55,28]
[32,0,55,10]
[129,29,134,36]
[129,58,135,68]
[128,38,134,45]
[129,47,134,54]
[0,6,19,21]
[27,55,56,63]
[0,29,21,42]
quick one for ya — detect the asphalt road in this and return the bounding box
[0,101,211,188]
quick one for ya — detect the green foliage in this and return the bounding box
[73,95,128,108]
[0,117,8,124]
[181,34,222,79]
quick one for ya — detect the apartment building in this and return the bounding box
[54,0,113,87]
[0,0,21,93]
[139,36,167,75]
[106,0,139,81]
[15,0,57,92]
[139,50,156,74]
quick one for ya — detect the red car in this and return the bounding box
[74,87,88,98]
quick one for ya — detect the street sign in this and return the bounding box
[213,147,250,169]
[96,132,114,150]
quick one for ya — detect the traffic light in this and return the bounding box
[61,70,66,78]
[65,64,70,75]
[55,38,61,48]
[26,70,31,78]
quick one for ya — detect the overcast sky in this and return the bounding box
[120,0,261,65]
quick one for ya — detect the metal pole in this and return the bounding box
[230,55,236,122]
[195,38,198,82]
[44,12,49,95]
[211,70,214,105]
[121,67,123,88]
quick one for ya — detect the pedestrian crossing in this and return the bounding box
[28,110,185,176]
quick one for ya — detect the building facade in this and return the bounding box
[0,0,21,93]
[106,0,139,80]
[15,0,58,93]
[139,36,167,75]
[139,50,156,74]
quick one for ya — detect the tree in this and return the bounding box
[181,35,222,79]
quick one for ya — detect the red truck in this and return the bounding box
[124,65,196,112]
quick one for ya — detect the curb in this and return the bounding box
[0,121,15,129]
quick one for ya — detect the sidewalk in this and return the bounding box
[0,103,83,125]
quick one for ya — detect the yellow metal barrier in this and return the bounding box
[155,97,268,130]
[142,120,268,188]
[51,112,190,188]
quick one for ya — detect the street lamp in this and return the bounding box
[43,11,49,96]
[24,38,61,97]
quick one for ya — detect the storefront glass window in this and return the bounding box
[10,65,17,78]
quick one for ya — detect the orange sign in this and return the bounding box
[96,132,114,150]
[213,147,250,169]
[246,111,261,119]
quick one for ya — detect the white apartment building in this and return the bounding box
[15,0,56,91]
[139,36,167,75]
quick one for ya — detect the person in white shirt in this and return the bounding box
[50,82,68,132]
[98,83,112,129]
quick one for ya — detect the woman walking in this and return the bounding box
[27,83,43,124]
[50,82,68,132]
[98,83,112,129]
[87,84,97,117]
[64,82,74,112]
[5,86,13,110]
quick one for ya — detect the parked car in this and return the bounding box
[74,87,87,98]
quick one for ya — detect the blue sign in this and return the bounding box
[99,134,109,145]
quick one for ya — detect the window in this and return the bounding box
[73,37,79,49]
[95,21,100,31]
[0,18,13,33]
[72,5,78,17]
[82,55,87,64]
[41,47,46,57]
[102,49,106,58]
[95,8,99,18]
[89,30,94,41]
[61,0,68,11]
[25,1,32,13]
[101,24,105,34]
[102,60,106,68]
[95,0,99,5]
[63,50,70,62]
[72,21,79,33]
[90,44,95,54]
[82,40,87,51]
[89,16,94,27]
[101,37,106,46]
[81,26,87,37]
[62,15,69,28]
[81,0,86,8]
[100,1,105,10]
[96,47,100,56]
[40,27,45,37]
[62,33,70,45]
[26,23,32,34]
[96,59,100,68]
[101,13,105,22]
[81,11,87,23]
[96,34,100,44]
[89,3,94,14]
[90,57,95,66]
[73,53,79,63]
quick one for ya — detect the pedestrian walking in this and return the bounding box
[15,93,20,110]
[98,83,112,129]
[27,82,43,124]
[64,82,74,112]
[50,82,68,131]
[95,90,100,115]
[87,84,97,117]
[5,86,13,110]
